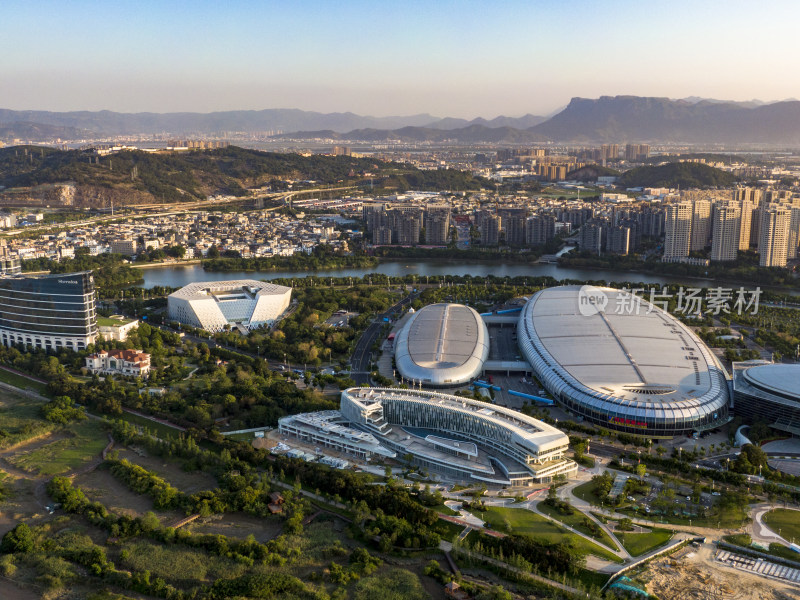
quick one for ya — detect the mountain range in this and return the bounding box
[3,96,800,144]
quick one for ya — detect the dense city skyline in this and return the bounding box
[3,0,800,117]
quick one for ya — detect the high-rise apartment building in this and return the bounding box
[710,202,741,262]
[600,144,619,162]
[498,208,527,247]
[624,144,650,161]
[579,221,603,255]
[393,209,423,245]
[525,215,556,246]
[759,205,790,267]
[479,214,501,246]
[663,202,693,261]
[690,199,712,251]
[606,226,631,255]
[787,206,800,261]
[738,200,753,250]
[425,207,451,245]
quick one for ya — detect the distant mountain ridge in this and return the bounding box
[0,108,544,139]
[3,96,800,144]
[528,96,800,143]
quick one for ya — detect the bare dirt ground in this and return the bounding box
[74,467,183,523]
[642,543,800,599]
[0,578,42,600]
[185,512,285,543]
[115,447,218,494]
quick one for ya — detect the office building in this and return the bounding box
[340,387,577,484]
[168,280,291,332]
[710,202,741,262]
[663,202,692,261]
[0,271,98,350]
[759,205,790,267]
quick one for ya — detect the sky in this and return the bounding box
[2,0,799,118]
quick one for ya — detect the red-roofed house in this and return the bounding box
[85,349,151,378]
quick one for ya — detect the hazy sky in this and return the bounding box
[2,0,799,118]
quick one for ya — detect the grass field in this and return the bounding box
[476,506,622,563]
[0,392,55,449]
[0,367,48,395]
[763,509,800,544]
[113,410,185,440]
[536,501,619,551]
[119,539,248,583]
[9,419,108,476]
[616,528,673,556]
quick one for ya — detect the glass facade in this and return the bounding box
[0,271,98,350]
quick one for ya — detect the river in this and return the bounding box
[139,260,751,290]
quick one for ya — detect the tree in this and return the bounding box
[1,523,34,553]
[635,463,647,479]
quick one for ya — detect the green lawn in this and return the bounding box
[618,504,748,529]
[476,506,622,563]
[430,503,459,516]
[763,509,800,544]
[572,479,604,505]
[10,419,109,476]
[616,528,673,556]
[536,501,619,551]
[0,366,48,395]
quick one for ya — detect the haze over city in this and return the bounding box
[3,0,800,117]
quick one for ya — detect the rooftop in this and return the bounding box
[523,286,724,404]
[395,303,489,385]
[741,363,800,400]
[169,279,291,300]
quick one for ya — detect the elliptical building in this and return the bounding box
[394,303,489,387]
[518,286,730,437]
[0,271,98,350]
[732,361,800,434]
[339,387,576,485]
[168,280,291,332]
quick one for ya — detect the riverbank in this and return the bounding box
[130,259,202,269]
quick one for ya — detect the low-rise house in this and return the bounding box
[85,349,151,378]
[98,315,139,341]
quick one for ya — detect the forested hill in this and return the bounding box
[0,145,489,206]
[618,162,736,189]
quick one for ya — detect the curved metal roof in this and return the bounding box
[395,303,489,386]
[518,286,729,424]
[743,364,800,399]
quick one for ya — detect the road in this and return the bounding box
[350,292,417,384]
